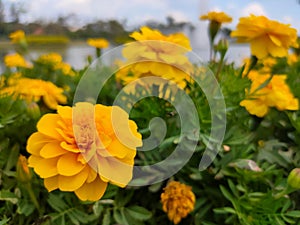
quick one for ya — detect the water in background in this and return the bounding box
[0,41,250,71]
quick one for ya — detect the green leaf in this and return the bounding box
[93,201,104,217]
[68,209,93,224]
[17,199,35,216]
[113,208,128,225]
[0,190,18,204]
[286,211,300,218]
[102,209,111,225]
[213,207,236,214]
[126,205,152,221]
[0,218,10,225]
[220,185,234,202]
[47,194,68,212]
[5,143,19,172]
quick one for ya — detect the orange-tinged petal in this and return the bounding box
[28,155,42,167]
[105,138,132,158]
[74,176,107,201]
[34,157,59,178]
[58,166,89,191]
[37,114,62,140]
[57,105,72,120]
[26,132,53,156]
[57,153,85,176]
[86,166,98,183]
[40,142,67,158]
[98,157,133,187]
[60,141,81,153]
[44,176,59,191]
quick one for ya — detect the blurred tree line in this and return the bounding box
[0,0,195,44]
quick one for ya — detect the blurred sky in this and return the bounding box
[3,0,300,32]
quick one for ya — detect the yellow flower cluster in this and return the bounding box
[0,77,67,110]
[36,53,75,76]
[9,30,26,43]
[87,38,109,49]
[116,26,193,88]
[26,102,142,201]
[4,53,32,68]
[240,71,299,117]
[200,11,232,23]
[231,15,298,59]
[161,181,195,224]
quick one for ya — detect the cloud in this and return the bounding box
[167,10,190,23]
[241,2,267,17]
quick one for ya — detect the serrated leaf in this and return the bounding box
[68,209,92,224]
[47,194,69,212]
[17,199,35,216]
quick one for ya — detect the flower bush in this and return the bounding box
[1,13,300,225]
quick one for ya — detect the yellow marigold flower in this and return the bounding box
[260,57,277,73]
[26,102,142,201]
[116,26,193,88]
[288,53,298,65]
[55,62,75,76]
[161,181,195,224]
[37,53,63,65]
[9,30,25,43]
[4,53,32,68]
[0,77,67,110]
[231,15,298,59]
[36,53,75,76]
[130,26,191,50]
[199,11,232,23]
[87,38,109,49]
[240,71,299,117]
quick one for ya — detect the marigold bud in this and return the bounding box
[17,155,32,183]
[215,39,229,58]
[27,102,41,119]
[287,168,300,189]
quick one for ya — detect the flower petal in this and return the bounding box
[26,132,53,156]
[44,176,59,191]
[74,176,107,201]
[37,114,62,140]
[58,166,89,191]
[98,157,133,187]
[33,157,59,178]
[40,141,67,158]
[57,153,85,176]
[86,166,98,183]
[250,37,268,59]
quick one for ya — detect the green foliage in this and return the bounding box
[1,28,300,225]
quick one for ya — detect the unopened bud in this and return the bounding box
[215,39,229,58]
[27,102,41,119]
[17,155,32,183]
[287,168,300,189]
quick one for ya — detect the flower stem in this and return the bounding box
[25,183,41,215]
